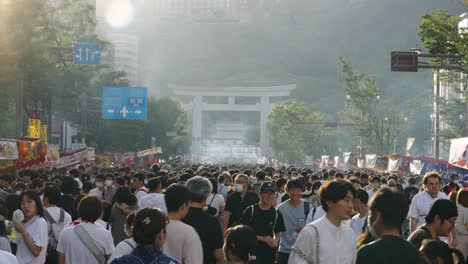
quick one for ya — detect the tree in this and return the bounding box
[267,99,337,163]
[418,10,468,152]
[339,57,409,156]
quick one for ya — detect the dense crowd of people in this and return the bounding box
[0,163,465,263]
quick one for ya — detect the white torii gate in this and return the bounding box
[169,84,296,158]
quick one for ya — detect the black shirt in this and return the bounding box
[404,186,419,204]
[240,203,286,264]
[356,235,426,264]
[407,226,435,249]
[182,207,223,264]
[225,191,259,227]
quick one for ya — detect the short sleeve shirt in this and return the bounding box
[224,191,259,227]
[16,216,48,264]
[407,227,434,249]
[408,191,448,227]
[182,207,223,264]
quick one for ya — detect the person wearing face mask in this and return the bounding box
[356,188,426,264]
[224,174,259,232]
[139,178,167,212]
[366,176,381,204]
[102,174,117,222]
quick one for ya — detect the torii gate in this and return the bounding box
[169,84,296,158]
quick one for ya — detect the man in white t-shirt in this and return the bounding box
[408,171,448,233]
[163,184,203,264]
[89,174,106,199]
[366,176,381,204]
[350,189,369,241]
[131,173,148,201]
[43,185,73,263]
[139,178,167,212]
[57,195,115,264]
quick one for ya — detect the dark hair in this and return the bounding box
[44,185,62,205]
[19,190,45,218]
[420,239,464,264]
[335,172,344,179]
[69,169,79,178]
[319,180,356,212]
[369,188,408,230]
[276,178,287,191]
[132,173,145,182]
[82,181,94,194]
[286,179,303,191]
[355,189,369,205]
[208,178,218,194]
[6,193,18,220]
[255,171,266,181]
[61,176,78,195]
[78,195,103,222]
[425,199,458,224]
[115,177,126,186]
[114,187,137,207]
[104,173,115,180]
[224,225,257,263]
[147,178,162,192]
[165,184,191,213]
[132,207,168,245]
[95,174,105,181]
[457,189,468,208]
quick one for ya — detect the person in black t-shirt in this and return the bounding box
[224,174,259,230]
[183,176,224,264]
[356,189,426,264]
[241,182,285,264]
[407,199,458,249]
[403,177,419,204]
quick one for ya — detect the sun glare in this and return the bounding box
[104,0,134,29]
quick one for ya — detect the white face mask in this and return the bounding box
[372,183,380,189]
[234,184,243,192]
[95,182,104,188]
[105,180,113,187]
[16,191,21,196]
[144,179,149,185]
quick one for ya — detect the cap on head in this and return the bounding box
[260,182,275,193]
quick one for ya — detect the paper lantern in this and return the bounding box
[18,141,29,156]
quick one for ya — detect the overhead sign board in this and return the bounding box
[102,86,148,120]
[73,43,101,65]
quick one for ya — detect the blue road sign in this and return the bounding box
[102,87,148,120]
[73,43,101,65]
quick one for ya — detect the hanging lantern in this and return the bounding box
[18,141,29,156]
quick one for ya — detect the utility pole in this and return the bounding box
[434,70,440,159]
[80,93,87,144]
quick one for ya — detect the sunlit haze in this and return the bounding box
[104,0,134,29]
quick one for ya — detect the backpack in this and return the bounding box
[44,208,66,249]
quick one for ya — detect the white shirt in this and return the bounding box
[306,206,326,224]
[135,187,148,201]
[16,217,48,264]
[0,250,18,264]
[206,193,225,216]
[57,222,115,264]
[289,216,356,264]
[163,219,203,264]
[350,214,366,241]
[89,188,105,198]
[138,193,167,212]
[366,189,378,205]
[108,238,136,263]
[408,191,448,227]
[44,207,73,241]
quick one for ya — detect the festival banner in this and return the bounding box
[27,119,41,139]
[406,137,415,155]
[56,147,95,168]
[449,137,468,169]
[387,157,400,172]
[136,147,162,158]
[0,140,18,160]
[40,125,48,142]
[320,155,329,168]
[357,157,365,168]
[410,160,423,175]
[365,154,377,168]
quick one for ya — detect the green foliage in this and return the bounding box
[339,57,410,156]
[267,100,337,162]
[418,10,468,152]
